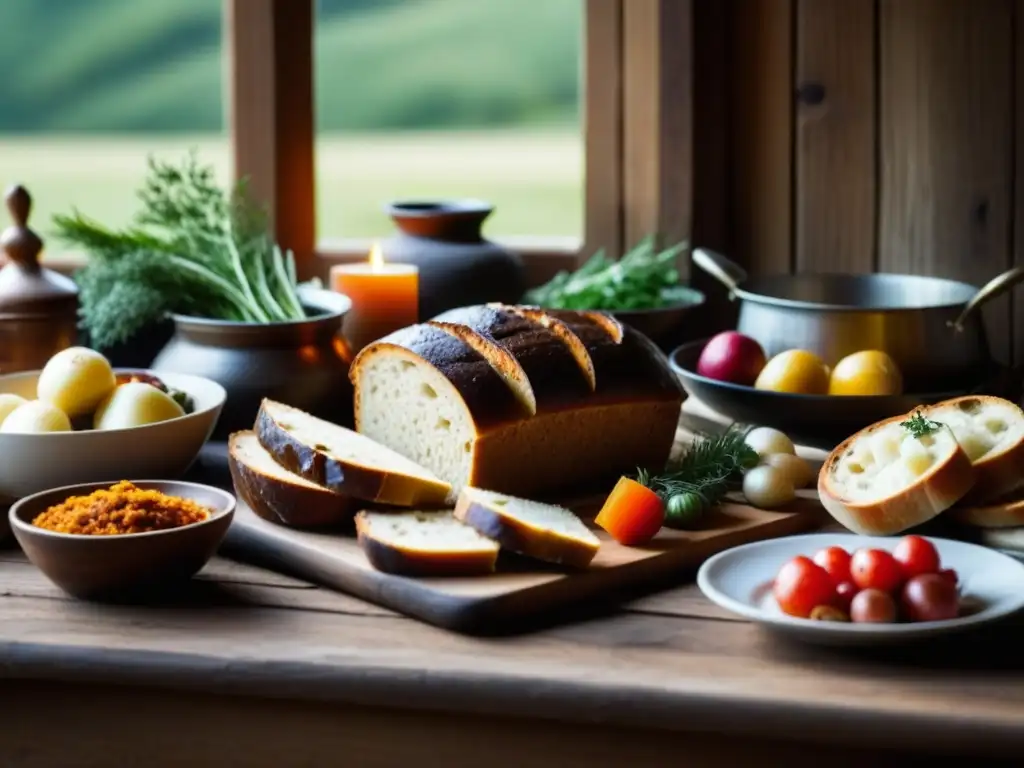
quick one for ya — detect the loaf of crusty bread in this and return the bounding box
[349,303,683,499]
[818,414,975,535]
[919,395,1024,505]
[355,510,500,576]
[228,431,358,527]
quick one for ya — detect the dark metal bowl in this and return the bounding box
[608,287,706,349]
[668,338,966,445]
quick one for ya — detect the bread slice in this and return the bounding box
[951,497,1024,529]
[228,431,357,527]
[818,413,976,535]
[919,395,1024,504]
[355,510,500,576]
[255,399,451,507]
[453,486,601,568]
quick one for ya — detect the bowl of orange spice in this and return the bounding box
[9,479,235,600]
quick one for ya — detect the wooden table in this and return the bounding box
[2,447,1024,767]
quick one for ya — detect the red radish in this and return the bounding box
[696,332,767,386]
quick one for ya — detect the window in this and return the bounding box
[313,0,585,242]
[27,1,692,287]
[0,0,228,260]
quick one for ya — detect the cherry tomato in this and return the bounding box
[850,548,905,593]
[849,588,898,623]
[834,581,857,611]
[809,605,849,622]
[812,546,852,585]
[938,567,959,588]
[893,535,941,579]
[901,574,959,622]
[773,556,837,619]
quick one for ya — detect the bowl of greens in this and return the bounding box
[52,153,354,436]
[523,237,705,347]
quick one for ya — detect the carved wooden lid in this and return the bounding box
[0,185,78,316]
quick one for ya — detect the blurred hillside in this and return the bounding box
[0,0,580,133]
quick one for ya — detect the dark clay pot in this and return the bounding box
[150,287,353,440]
[382,200,525,319]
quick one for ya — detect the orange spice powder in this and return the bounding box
[32,481,210,535]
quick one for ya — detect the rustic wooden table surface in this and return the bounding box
[2,443,1023,767]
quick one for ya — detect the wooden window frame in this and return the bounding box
[47,0,694,290]
[229,0,694,289]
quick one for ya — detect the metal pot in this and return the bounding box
[692,248,1024,391]
[151,287,353,440]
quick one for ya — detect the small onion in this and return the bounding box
[744,426,795,458]
[0,394,27,425]
[0,400,71,433]
[742,465,796,509]
[761,452,814,488]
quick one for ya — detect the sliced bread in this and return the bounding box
[255,399,451,507]
[919,395,1024,504]
[951,496,1024,529]
[818,413,976,536]
[454,486,601,568]
[355,510,500,576]
[228,431,357,527]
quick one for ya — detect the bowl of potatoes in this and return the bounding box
[0,347,225,515]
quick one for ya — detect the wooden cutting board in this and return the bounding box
[222,412,828,633]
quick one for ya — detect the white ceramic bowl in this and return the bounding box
[0,368,225,506]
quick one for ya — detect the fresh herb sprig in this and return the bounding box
[637,425,759,529]
[523,236,694,311]
[52,153,306,348]
[901,410,941,439]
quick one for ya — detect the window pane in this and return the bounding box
[314,0,583,240]
[0,0,228,258]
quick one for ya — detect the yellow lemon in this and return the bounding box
[754,349,830,395]
[828,350,903,396]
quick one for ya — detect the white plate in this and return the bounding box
[697,533,1024,646]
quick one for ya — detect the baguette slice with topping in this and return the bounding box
[919,395,1024,505]
[355,510,499,576]
[229,431,357,527]
[818,413,976,535]
[454,486,600,568]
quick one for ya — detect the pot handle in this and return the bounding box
[692,248,749,295]
[948,267,1024,332]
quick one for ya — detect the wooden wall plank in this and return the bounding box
[1015,0,1024,367]
[879,0,1014,363]
[226,0,316,279]
[795,0,876,274]
[583,0,624,261]
[621,0,693,273]
[731,0,794,276]
[689,0,737,330]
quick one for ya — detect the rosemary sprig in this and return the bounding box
[901,410,941,439]
[637,425,760,527]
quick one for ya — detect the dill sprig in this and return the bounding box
[52,152,307,348]
[637,425,760,508]
[901,410,941,438]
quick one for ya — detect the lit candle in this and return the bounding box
[330,242,419,354]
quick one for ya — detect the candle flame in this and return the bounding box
[368,242,385,272]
